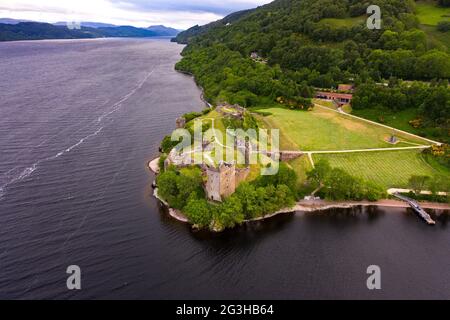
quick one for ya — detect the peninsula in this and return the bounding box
[153,0,449,231]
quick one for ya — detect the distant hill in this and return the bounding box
[0,22,103,41]
[54,21,118,28]
[96,25,158,37]
[172,8,254,43]
[0,21,180,41]
[147,25,180,36]
[0,18,33,24]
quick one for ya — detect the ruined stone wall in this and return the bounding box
[264,152,304,162]
[176,117,186,129]
[205,169,222,202]
[235,167,250,187]
[219,165,236,199]
[280,152,303,162]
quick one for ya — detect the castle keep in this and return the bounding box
[205,162,250,202]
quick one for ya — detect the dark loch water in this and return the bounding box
[0,39,449,300]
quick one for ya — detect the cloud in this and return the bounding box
[0,0,272,29]
[110,0,271,15]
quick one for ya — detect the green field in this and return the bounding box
[420,24,450,49]
[318,16,365,28]
[416,1,450,25]
[352,108,421,133]
[352,107,448,144]
[313,150,440,188]
[196,109,226,133]
[258,106,428,151]
[287,155,314,185]
[312,98,352,112]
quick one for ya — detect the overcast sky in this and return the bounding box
[0,0,273,29]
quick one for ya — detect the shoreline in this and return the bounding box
[148,65,449,228]
[147,158,450,227]
[176,70,213,109]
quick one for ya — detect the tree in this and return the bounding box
[427,176,450,201]
[420,86,450,125]
[363,181,386,201]
[215,195,244,228]
[157,170,180,207]
[416,51,450,79]
[307,159,331,186]
[408,175,431,195]
[235,183,263,219]
[158,154,167,172]
[437,21,450,32]
[184,196,213,228]
[323,168,364,200]
[160,135,178,153]
[274,184,296,208]
[256,162,298,191]
[156,167,204,209]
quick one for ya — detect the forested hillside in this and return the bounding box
[175,0,449,142]
[0,22,173,41]
[0,22,103,41]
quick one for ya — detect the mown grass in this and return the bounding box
[351,107,447,144]
[416,1,450,25]
[258,106,427,151]
[313,150,440,189]
[420,24,450,49]
[318,16,365,28]
[352,108,420,132]
[287,155,313,185]
[312,98,352,113]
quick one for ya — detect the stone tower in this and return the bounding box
[205,162,236,202]
[245,139,250,166]
[176,117,186,129]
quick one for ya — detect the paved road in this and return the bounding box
[387,188,448,196]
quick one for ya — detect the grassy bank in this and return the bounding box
[258,106,428,151]
[313,150,440,189]
[416,1,450,26]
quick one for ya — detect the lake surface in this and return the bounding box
[0,38,449,300]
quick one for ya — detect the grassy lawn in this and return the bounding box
[420,24,450,49]
[352,108,420,133]
[351,107,448,144]
[197,110,226,134]
[257,106,427,151]
[287,155,313,185]
[313,150,441,189]
[416,1,450,25]
[312,98,352,113]
[318,16,365,28]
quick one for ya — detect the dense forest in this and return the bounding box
[0,22,103,41]
[175,0,450,142]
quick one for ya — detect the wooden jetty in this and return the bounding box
[393,193,436,225]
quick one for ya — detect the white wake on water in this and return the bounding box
[0,126,104,199]
[0,68,154,200]
[97,69,154,122]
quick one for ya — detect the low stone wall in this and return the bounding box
[235,167,250,186]
[265,152,304,162]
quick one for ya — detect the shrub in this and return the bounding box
[437,21,450,32]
